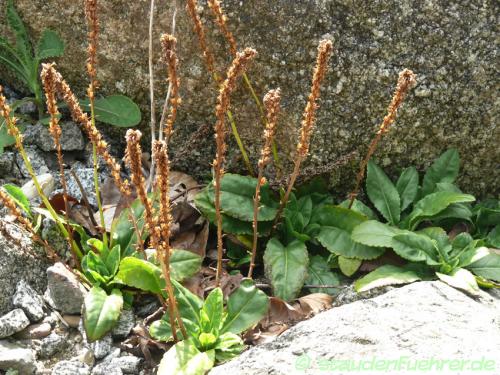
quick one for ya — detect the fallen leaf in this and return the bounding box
[292,293,333,316]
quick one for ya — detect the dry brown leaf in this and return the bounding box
[292,293,333,316]
[170,171,201,204]
[171,220,208,258]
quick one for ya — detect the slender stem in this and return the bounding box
[248,169,263,278]
[227,109,253,176]
[147,0,156,192]
[273,157,302,231]
[214,167,223,286]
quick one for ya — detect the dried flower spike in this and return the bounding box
[276,40,333,224]
[186,0,218,78]
[207,0,237,57]
[84,0,99,98]
[153,140,187,340]
[249,88,281,278]
[213,47,257,286]
[348,69,416,207]
[160,34,181,142]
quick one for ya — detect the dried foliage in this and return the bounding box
[160,34,181,142]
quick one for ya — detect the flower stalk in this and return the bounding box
[213,48,257,286]
[275,40,333,225]
[248,88,281,278]
[348,69,416,207]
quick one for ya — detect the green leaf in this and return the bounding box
[201,288,224,335]
[354,265,422,292]
[172,279,203,326]
[6,0,32,63]
[157,340,214,375]
[170,250,202,282]
[436,268,479,295]
[466,250,500,282]
[426,203,473,224]
[339,199,377,220]
[351,220,401,248]
[396,167,419,212]
[194,186,272,236]
[36,29,64,60]
[1,183,31,217]
[474,199,500,228]
[105,245,121,277]
[80,95,141,127]
[221,279,269,334]
[338,256,362,277]
[263,238,308,301]
[391,232,440,265]
[421,149,460,197]
[306,255,342,294]
[0,121,16,154]
[486,225,500,248]
[366,160,400,225]
[214,332,245,363]
[83,287,123,341]
[317,226,385,260]
[116,257,163,294]
[111,198,147,256]
[408,192,475,229]
[149,317,175,342]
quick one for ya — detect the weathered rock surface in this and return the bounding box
[0,309,30,338]
[0,340,36,374]
[23,121,85,152]
[0,222,50,316]
[39,332,68,358]
[51,360,91,375]
[111,309,135,340]
[210,281,500,375]
[12,280,45,322]
[46,262,86,314]
[1,0,497,196]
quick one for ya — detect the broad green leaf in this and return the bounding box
[366,160,400,225]
[354,265,422,292]
[263,238,308,301]
[396,167,419,211]
[338,256,362,277]
[105,245,121,277]
[421,149,460,197]
[408,192,475,229]
[80,95,141,127]
[305,255,342,294]
[157,340,214,375]
[486,225,500,248]
[6,0,32,64]
[474,199,500,228]
[284,195,313,233]
[434,182,462,193]
[110,198,147,256]
[82,250,110,279]
[149,316,175,342]
[214,332,245,363]
[391,233,440,265]
[339,199,377,219]
[84,287,123,341]
[351,220,401,248]
[467,250,500,282]
[436,268,479,295]
[36,29,64,60]
[317,226,385,260]
[201,288,224,335]
[312,205,368,230]
[0,122,16,154]
[194,186,272,236]
[116,257,163,294]
[221,279,269,334]
[2,183,31,216]
[171,279,203,325]
[170,250,202,282]
[426,203,472,224]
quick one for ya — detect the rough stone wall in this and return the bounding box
[1,0,498,197]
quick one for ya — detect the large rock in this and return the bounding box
[210,281,500,374]
[1,1,497,197]
[0,340,36,374]
[0,221,51,316]
[46,262,86,314]
[0,309,30,338]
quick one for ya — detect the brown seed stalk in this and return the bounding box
[160,34,181,143]
[213,47,257,286]
[348,69,416,207]
[153,140,187,340]
[207,0,237,57]
[125,130,159,249]
[248,88,281,278]
[84,0,99,99]
[41,63,79,268]
[275,40,333,224]
[42,65,130,197]
[186,0,219,79]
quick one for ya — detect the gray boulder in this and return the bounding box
[0,221,50,315]
[210,281,500,375]
[0,309,30,339]
[23,121,85,152]
[39,332,68,359]
[12,280,45,322]
[2,0,497,196]
[46,262,86,314]
[0,340,36,374]
[51,360,90,375]
[111,309,135,340]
